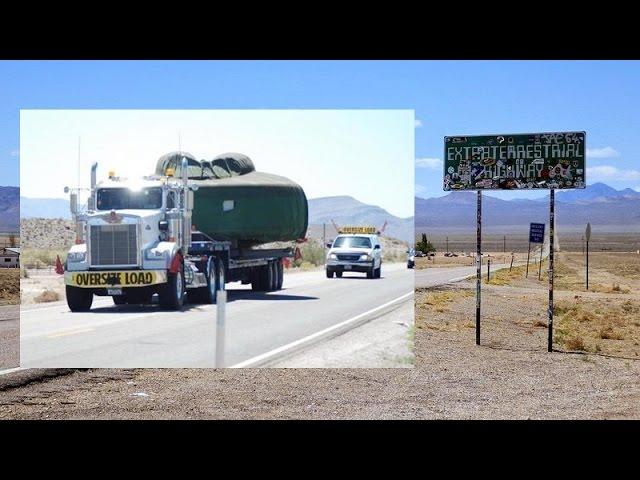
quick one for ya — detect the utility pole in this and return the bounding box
[503,235,506,254]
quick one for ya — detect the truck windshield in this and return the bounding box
[96,187,163,210]
[333,236,372,248]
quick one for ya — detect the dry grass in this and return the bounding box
[20,248,68,269]
[33,289,60,303]
[418,289,473,313]
[0,269,19,305]
[486,264,529,286]
[554,297,640,356]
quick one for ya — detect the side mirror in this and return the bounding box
[326,243,332,248]
[374,244,381,249]
[159,220,169,231]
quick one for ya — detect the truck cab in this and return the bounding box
[325,229,382,279]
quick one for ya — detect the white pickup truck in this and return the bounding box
[325,232,382,279]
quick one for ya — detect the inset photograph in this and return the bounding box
[20,109,414,368]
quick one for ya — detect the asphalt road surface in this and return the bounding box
[20,263,413,368]
[0,305,19,369]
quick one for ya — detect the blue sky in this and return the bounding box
[2,60,640,202]
[20,109,413,217]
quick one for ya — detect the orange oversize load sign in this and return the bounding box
[339,226,377,234]
[65,270,167,288]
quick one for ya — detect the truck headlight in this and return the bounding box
[329,253,337,260]
[67,251,86,262]
[359,254,371,261]
[144,248,166,261]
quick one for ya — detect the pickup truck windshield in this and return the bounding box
[333,236,372,248]
[96,187,163,210]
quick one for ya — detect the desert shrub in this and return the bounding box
[563,336,586,351]
[34,289,60,303]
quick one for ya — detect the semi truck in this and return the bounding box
[63,158,300,312]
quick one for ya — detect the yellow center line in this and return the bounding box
[47,327,95,338]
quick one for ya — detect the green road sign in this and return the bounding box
[443,131,586,191]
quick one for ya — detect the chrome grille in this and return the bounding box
[90,224,137,266]
[337,254,361,261]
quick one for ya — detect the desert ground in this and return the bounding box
[2,250,638,419]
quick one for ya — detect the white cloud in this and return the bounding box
[635,186,640,192]
[415,157,442,170]
[415,184,426,195]
[414,119,422,128]
[9,149,19,157]
[586,146,620,158]
[587,165,640,180]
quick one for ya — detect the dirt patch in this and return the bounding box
[0,269,19,305]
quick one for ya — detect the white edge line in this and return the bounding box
[230,291,414,368]
[0,367,27,376]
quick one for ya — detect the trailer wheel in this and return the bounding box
[251,266,263,291]
[269,261,279,291]
[276,260,284,290]
[66,286,93,312]
[159,264,185,310]
[336,271,343,278]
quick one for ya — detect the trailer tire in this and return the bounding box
[159,264,185,310]
[276,260,284,290]
[336,271,343,278]
[251,266,263,291]
[66,286,93,312]
[269,261,279,291]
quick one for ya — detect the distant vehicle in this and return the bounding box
[414,251,426,257]
[325,228,382,279]
[426,251,436,257]
[407,248,415,269]
[444,252,459,257]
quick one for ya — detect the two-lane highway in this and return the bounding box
[20,263,413,368]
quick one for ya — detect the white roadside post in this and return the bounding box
[215,289,227,367]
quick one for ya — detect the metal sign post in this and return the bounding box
[585,222,591,290]
[215,289,227,367]
[548,190,555,352]
[526,240,531,278]
[476,190,482,345]
[538,245,543,280]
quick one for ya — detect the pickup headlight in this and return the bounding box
[67,251,86,262]
[329,253,337,260]
[359,254,371,261]
[144,248,166,261]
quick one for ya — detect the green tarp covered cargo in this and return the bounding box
[155,152,308,246]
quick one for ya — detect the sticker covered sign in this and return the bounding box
[443,132,586,191]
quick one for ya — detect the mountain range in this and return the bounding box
[0,187,19,231]
[20,194,415,243]
[415,183,640,230]
[308,196,414,243]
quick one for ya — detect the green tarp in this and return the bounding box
[155,152,308,246]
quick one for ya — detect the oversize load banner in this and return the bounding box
[443,131,586,190]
